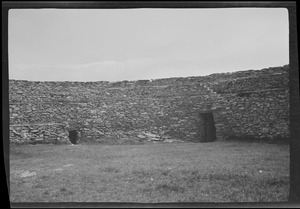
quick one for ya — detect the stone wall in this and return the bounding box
[217,89,289,139]
[9,65,290,144]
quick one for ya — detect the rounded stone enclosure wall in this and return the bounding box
[9,65,290,144]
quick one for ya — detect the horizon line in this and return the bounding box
[8,64,289,83]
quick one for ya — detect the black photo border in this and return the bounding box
[2,1,299,208]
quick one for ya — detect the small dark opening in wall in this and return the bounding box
[198,112,216,142]
[68,130,78,144]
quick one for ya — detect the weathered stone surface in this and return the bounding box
[137,134,146,139]
[8,65,290,144]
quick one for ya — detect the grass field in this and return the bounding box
[10,141,289,203]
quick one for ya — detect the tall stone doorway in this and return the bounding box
[198,112,216,142]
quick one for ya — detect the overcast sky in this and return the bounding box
[8,8,289,82]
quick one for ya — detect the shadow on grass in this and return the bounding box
[155,184,186,193]
[101,167,120,173]
[227,136,289,145]
[80,137,145,146]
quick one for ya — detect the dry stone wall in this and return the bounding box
[9,65,290,144]
[217,89,289,139]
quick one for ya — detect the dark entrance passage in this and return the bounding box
[68,130,78,144]
[198,112,216,142]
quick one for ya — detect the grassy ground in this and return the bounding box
[10,141,289,203]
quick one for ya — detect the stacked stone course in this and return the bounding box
[9,65,290,144]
